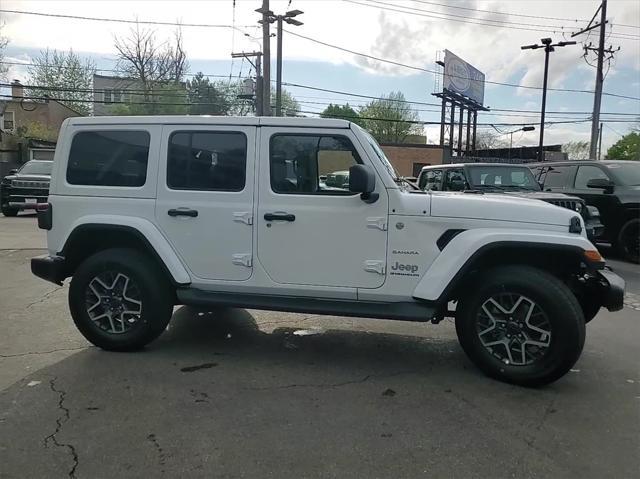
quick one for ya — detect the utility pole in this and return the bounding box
[257,0,272,116]
[572,0,619,159]
[521,38,576,162]
[276,16,283,117]
[231,51,263,115]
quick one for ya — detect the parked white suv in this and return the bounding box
[32,116,625,386]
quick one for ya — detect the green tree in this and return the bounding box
[271,89,300,116]
[108,83,188,115]
[358,91,422,143]
[320,103,363,125]
[186,72,232,115]
[26,49,96,115]
[606,132,640,161]
[562,140,590,160]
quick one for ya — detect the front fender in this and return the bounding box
[60,215,191,285]
[412,228,596,302]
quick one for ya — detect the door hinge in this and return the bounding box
[366,217,387,231]
[364,260,386,275]
[232,254,253,267]
[233,211,253,225]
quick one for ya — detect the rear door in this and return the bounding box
[155,125,255,281]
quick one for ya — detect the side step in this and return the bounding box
[177,289,437,323]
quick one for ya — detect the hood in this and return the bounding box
[14,174,51,181]
[430,191,577,227]
[500,190,581,202]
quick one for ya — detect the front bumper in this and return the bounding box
[585,218,605,241]
[31,255,67,285]
[594,268,625,312]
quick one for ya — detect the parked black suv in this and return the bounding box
[530,160,639,263]
[417,163,604,241]
[0,160,53,217]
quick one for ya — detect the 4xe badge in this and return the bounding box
[390,262,420,277]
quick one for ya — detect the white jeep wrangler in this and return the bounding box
[31,116,625,386]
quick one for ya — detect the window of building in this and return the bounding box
[419,169,442,190]
[2,111,15,132]
[103,90,113,104]
[574,165,609,189]
[167,131,247,191]
[412,162,430,178]
[67,130,150,186]
[541,165,576,189]
[270,134,361,194]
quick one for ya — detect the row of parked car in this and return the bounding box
[415,160,639,263]
[1,157,638,262]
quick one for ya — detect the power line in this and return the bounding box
[0,9,256,32]
[410,0,640,29]
[283,30,640,99]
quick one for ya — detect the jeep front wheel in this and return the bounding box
[69,248,174,351]
[455,265,585,387]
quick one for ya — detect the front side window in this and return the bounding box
[168,131,247,191]
[575,165,609,189]
[443,169,467,191]
[67,130,150,186]
[541,165,576,189]
[270,134,361,194]
[420,169,442,190]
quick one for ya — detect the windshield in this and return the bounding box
[18,161,53,176]
[358,127,399,180]
[467,165,540,191]
[605,162,640,186]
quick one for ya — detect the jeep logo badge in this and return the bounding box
[390,262,419,277]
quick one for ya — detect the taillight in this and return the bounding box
[37,202,52,230]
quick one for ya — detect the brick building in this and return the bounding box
[380,143,443,177]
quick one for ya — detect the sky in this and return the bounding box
[1,0,639,152]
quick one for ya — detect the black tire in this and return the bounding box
[455,265,586,387]
[1,206,19,217]
[617,218,639,264]
[69,248,174,351]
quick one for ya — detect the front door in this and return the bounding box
[256,127,388,289]
[155,125,255,281]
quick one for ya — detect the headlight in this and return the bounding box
[575,202,583,214]
[586,205,600,218]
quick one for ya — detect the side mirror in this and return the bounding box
[586,178,615,193]
[349,164,378,204]
[8,169,18,175]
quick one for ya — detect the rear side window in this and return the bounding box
[168,131,247,191]
[67,130,150,186]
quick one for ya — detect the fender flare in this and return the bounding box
[412,228,595,302]
[59,215,191,285]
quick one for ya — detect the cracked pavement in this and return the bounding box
[1,214,639,478]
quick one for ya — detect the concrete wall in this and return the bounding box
[380,144,443,177]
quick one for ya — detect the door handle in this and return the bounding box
[168,208,198,218]
[264,212,295,222]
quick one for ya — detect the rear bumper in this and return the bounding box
[595,268,625,312]
[31,255,67,285]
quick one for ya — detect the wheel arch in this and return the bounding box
[59,221,190,286]
[413,230,597,304]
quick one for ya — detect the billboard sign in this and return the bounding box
[443,50,485,106]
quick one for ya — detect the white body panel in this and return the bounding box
[46,115,598,307]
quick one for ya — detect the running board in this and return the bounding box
[177,289,437,322]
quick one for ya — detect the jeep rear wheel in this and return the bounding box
[69,248,174,351]
[455,265,585,387]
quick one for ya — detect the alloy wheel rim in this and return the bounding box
[476,293,552,366]
[85,271,143,334]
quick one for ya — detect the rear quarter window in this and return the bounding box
[66,130,150,187]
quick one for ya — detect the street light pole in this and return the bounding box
[521,38,576,162]
[276,16,283,117]
[504,126,535,160]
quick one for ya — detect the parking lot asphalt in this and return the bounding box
[0,214,638,478]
